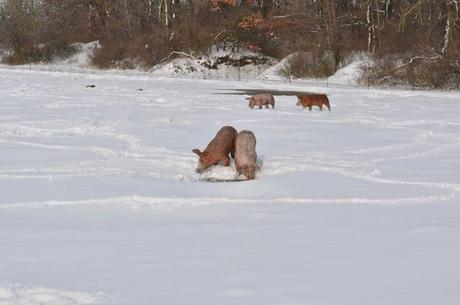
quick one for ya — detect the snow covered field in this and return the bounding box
[1,68,460,305]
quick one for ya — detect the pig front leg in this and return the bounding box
[223,155,231,167]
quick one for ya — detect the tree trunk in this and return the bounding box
[124,0,133,38]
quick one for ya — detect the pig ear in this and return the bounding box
[192,149,202,156]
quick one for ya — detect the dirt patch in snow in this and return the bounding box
[216,88,319,97]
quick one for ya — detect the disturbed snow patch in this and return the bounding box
[0,284,99,305]
[198,163,242,181]
[195,158,264,182]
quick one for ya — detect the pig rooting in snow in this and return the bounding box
[235,130,257,180]
[192,126,238,173]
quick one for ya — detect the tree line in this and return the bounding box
[0,0,459,88]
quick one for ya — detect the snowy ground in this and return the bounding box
[1,68,460,305]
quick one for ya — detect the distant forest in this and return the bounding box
[1,0,459,88]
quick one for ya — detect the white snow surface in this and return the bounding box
[1,68,460,305]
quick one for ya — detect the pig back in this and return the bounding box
[207,126,237,153]
[235,130,257,168]
[255,93,273,104]
[299,94,328,106]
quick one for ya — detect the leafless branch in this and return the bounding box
[389,54,441,72]
[160,50,195,62]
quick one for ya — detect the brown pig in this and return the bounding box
[297,94,331,111]
[248,93,275,109]
[235,130,258,180]
[192,126,238,173]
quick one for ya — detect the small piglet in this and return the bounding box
[192,126,238,173]
[235,130,258,180]
[248,93,275,109]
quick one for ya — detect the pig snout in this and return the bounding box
[195,161,209,173]
[243,167,256,180]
